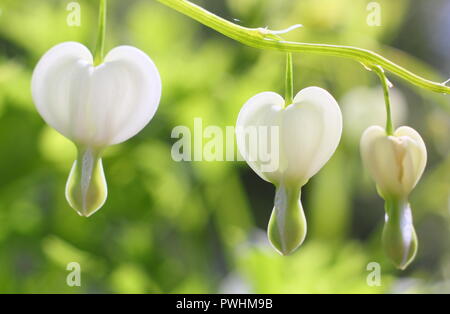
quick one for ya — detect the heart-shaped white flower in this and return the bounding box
[236,87,342,255]
[31,42,161,217]
[32,42,161,147]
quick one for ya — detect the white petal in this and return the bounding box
[374,136,403,196]
[361,126,401,196]
[31,42,93,141]
[360,125,386,163]
[282,87,342,183]
[101,46,161,145]
[394,126,427,192]
[236,92,284,183]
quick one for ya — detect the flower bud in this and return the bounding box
[31,42,161,215]
[236,87,342,254]
[360,125,427,199]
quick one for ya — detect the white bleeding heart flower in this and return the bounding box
[360,125,427,269]
[236,87,342,255]
[360,125,427,199]
[31,42,161,217]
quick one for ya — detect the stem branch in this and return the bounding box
[155,0,450,95]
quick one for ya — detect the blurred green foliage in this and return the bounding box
[0,0,449,293]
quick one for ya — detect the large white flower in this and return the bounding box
[31,42,161,217]
[236,86,342,255]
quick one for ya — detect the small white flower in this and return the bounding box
[31,42,161,216]
[236,86,342,254]
[360,125,427,269]
[360,125,427,199]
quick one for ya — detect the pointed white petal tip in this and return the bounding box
[65,149,108,217]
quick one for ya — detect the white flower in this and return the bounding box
[236,87,342,186]
[31,42,161,216]
[360,125,427,269]
[32,42,161,147]
[236,86,342,254]
[360,125,427,199]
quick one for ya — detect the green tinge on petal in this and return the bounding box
[65,147,107,217]
[382,198,418,270]
[268,184,307,255]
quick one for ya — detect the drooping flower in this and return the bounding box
[236,87,342,255]
[31,42,161,217]
[360,125,427,269]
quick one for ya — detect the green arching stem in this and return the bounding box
[94,0,107,66]
[371,65,394,135]
[285,53,294,106]
[155,0,450,95]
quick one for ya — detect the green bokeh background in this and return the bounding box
[0,0,449,293]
